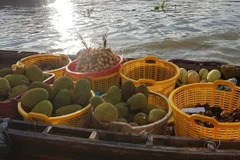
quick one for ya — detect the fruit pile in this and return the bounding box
[20,77,93,117]
[91,80,167,126]
[178,68,221,85]
[75,48,119,73]
[0,61,51,102]
[184,103,240,128]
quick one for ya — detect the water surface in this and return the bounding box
[0,0,240,64]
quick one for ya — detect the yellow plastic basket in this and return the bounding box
[169,80,240,140]
[119,56,180,97]
[18,90,95,128]
[65,71,121,93]
[91,91,172,135]
[19,54,71,79]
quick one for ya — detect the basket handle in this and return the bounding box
[189,114,219,137]
[26,112,50,123]
[143,56,160,64]
[135,78,156,86]
[212,79,237,91]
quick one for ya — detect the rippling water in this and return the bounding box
[1,0,240,64]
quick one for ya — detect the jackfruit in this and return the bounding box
[117,118,127,123]
[0,96,7,101]
[114,102,129,118]
[0,68,13,77]
[55,104,83,116]
[12,61,26,74]
[43,73,50,80]
[90,96,105,109]
[135,84,149,99]
[127,93,148,110]
[20,88,49,111]
[0,78,11,96]
[28,81,55,100]
[148,108,166,123]
[128,122,138,127]
[121,80,136,102]
[72,78,92,107]
[53,76,74,93]
[141,105,158,115]
[8,85,28,99]
[31,100,53,117]
[25,65,44,82]
[133,112,148,126]
[4,74,30,88]
[94,102,118,122]
[53,89,72,112]
[104,85,122,105]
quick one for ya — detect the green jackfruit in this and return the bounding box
[134,112,148,126]
[148,108,166,123]
[0,78,11,96]
[135,84,149,99]
[141,105,158,115]
[72,79,92,107]
[25,65,44,82]
[0,95,7,101]
[28,81,55,100]
[20,88,49,111]
[4,74,30,88]
[104,85,122,105]
[53,76,74,93]
[127,93,148,110]
[90,96,105,109]
[0,68,13,77]
[31,100,53,117]
[128,122,138,127]
[121,80,136,102]
[114,102,129,118]
[9,85,28,99]
[94,102,118,122]
[55,104,83,116]
[43,73,50,80]
[117,118,127,123]
[53,89,72,112]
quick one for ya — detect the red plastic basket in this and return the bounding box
[0,73,55,119]
[65,55,123,80]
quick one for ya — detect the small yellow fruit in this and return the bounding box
[178,68,188,84]
[187,71,200,84]
[207,69,221,82]
[199,68,209,80]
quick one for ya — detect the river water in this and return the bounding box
[1,0,240,65]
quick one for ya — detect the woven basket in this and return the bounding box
[169,80,240,140]
[19,54,71,79]
[119,56,180,97]
[91,91,172,135]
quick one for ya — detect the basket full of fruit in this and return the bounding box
[18,77,94,128]
[169,79,240,140]
[90,80,172,135]
[0,61,54,119]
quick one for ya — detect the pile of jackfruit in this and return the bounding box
[91,80,167,126]
[0,61,51,102]
[20,77,93,117]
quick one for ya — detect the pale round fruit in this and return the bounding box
[207,69,221,82]
[199,68,209,80]
[178,68,188,84]
[187,71,200,84]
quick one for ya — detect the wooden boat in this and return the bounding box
[1,50,240,160]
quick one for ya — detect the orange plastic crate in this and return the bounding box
[169,80,240,140]
[19,54,71,79]
[119,56,180,97]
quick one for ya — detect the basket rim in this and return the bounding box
[168,80,240,127]
[66,55,123,77]
[19,53,72,72]
[91,91,172,130]
[119,56,180,84]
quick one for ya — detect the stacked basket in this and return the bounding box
[19,54,71,79]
